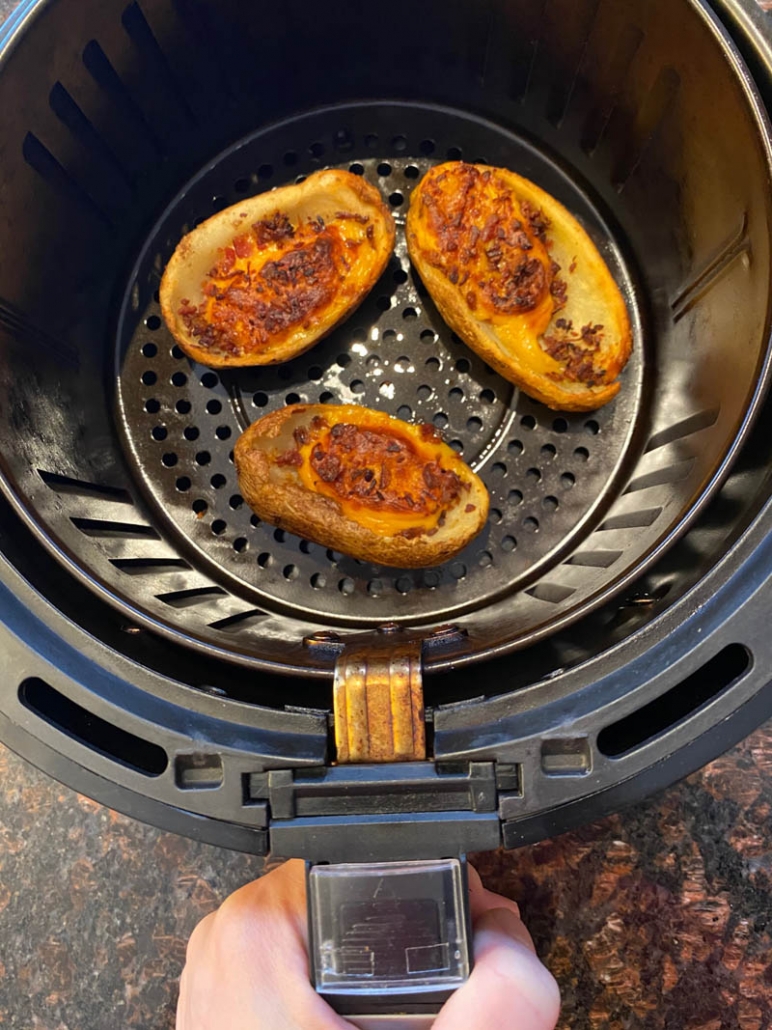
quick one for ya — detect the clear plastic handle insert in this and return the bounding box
[308,858,472,1029]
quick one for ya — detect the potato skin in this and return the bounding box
[234,405,489,568]
[407,163,632,412]
[160,169,395,368]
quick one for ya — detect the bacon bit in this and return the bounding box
[253,212,295,247]
[489,255,546,312]
[550,275,568,311]
[233,234,253,259]
[293,425,309,447]
[422,464,441,490]
[311,445,342,482]
[569,256,577,274]
[419,423,440,441]
[330,422,358,452]
[183,231,342,354]
[276,448,303,467]
[398,526,425,539]
[305,421,463,517]
[417,164,557,317]
[520,199,550,242]
[336,211,369,224]
[465,503,476,513]
[542,321,605,384]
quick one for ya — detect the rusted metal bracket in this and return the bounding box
[333,640,426,763]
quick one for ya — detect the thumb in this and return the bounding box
[434,908,561,1030]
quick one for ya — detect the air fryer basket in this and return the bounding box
[1,0,772,854]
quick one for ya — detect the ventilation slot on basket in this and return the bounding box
[82,40,163,155]
[121,2,197,127]
[671,215,750,323]
[22,131,112,227]
[566,550,623,569]
[157,586,226,608]
[526,583,576,604]
[598,507,662,531]
[48,81,134,202]
[644,409,719,452]
[39,469,132,502]
[624,459,694,493]
[208,608,269,631]
[70,516,159,538]
[19,677,167,776]
[597,644,751,758]
[110,557,191,574]
[580,23,644,155]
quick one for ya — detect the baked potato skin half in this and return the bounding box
[234,404,489,568]
[407,163,632,412]
[160,169,395,368]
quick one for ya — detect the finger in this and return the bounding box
[214,860,310,979]
[177,861,355,1030]
[467,863,522,923]
[434,908,561,1030]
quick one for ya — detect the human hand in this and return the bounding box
[177,859,561,1030]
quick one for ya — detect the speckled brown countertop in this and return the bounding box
[1,724,771,1030]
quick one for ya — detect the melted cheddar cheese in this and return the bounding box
[277,408,471,537]
[409,163,570,379]
[179,210,376,360]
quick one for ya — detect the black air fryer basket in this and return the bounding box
[3,0,772,1008]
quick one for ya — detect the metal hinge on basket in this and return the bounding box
[333,639,426,763]
[303,623,469,764]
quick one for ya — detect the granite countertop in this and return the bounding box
[1,723,771,1030]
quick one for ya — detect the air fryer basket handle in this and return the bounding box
[306,857,473,1027]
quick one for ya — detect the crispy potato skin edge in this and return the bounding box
[233,407,490,568]
[160,170,396,369]
[407,164,632,412]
